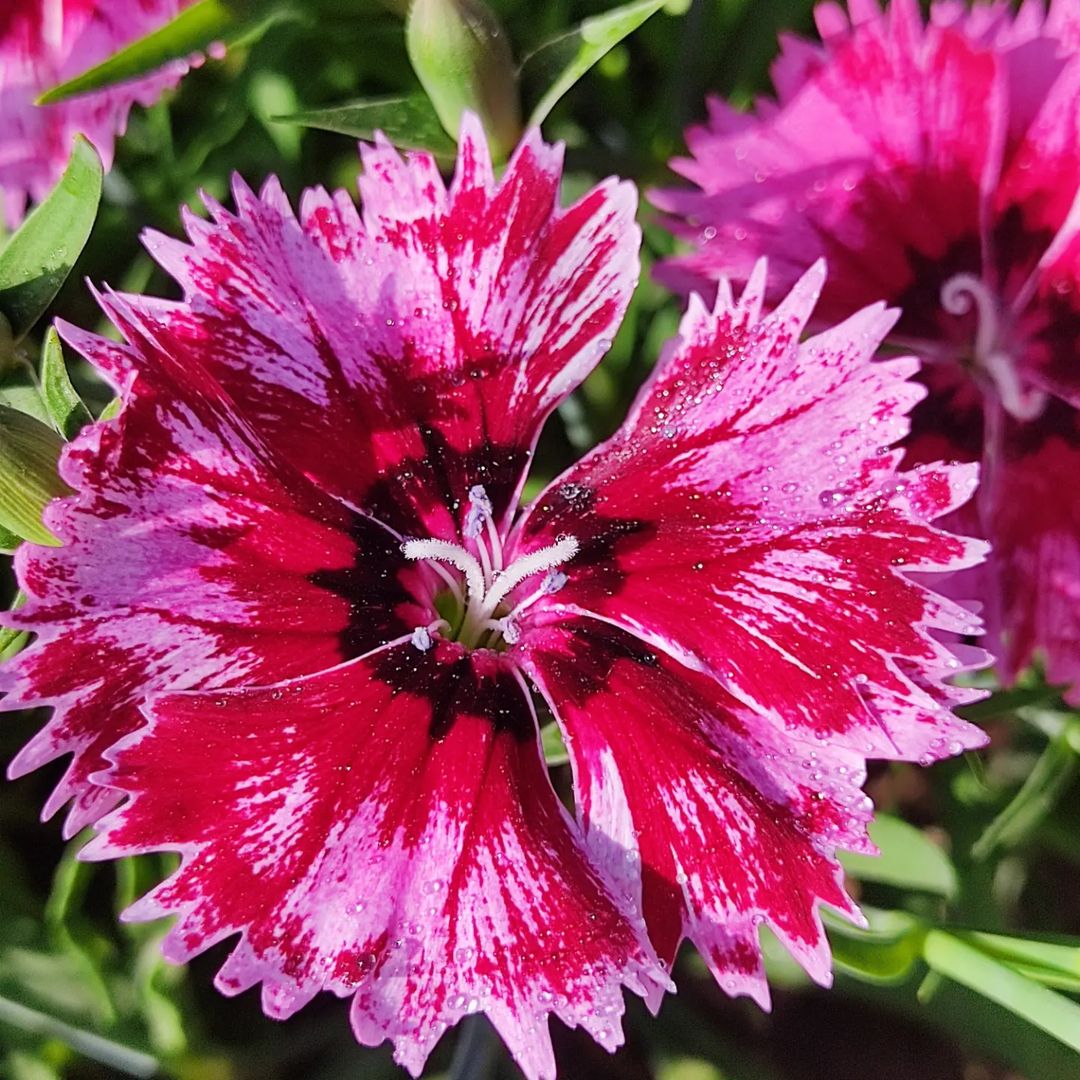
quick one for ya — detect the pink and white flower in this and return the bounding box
[0,0,190,227]
[2,118,986,1078]
[653,0,1080,701]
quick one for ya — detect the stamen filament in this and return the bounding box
[426,560,465,608]
[484,513,505,572]
[401,538,486,606]
[478,536,579,620]
[404,531,578,651]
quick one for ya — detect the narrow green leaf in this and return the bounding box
[0,358,50,426]
[923,929,1080,1053]
[521,0,667,128]
[958,683,1063,721]
[956,931,1080,991]
[0,523,22,554]
[0,994,157,1078]
[0,406,69,546]
[44,845,115,1028]
[540,721,569,767]
[8,1050,62,1080]
[973,723,1079,861]
[275,93,458,155]
[0,592,28,659]
[0,139,102,341]
[37,0,292,105]
[839,814,957,898]
[825,907,926,986]
[39,330,91,441]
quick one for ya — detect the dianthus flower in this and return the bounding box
[0,0,190,226]
[654,0,1080,701]
[2,118,986,1078]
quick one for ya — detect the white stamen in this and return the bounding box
[425,559,465,608]
[403,531,579,650]
[940,273,1047,421]
[401,538,486,605]
[480,536,579,618]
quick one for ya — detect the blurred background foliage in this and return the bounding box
[1,1,1079,1078]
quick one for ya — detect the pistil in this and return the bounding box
[401,488,577,650]
[940,273,1046,421]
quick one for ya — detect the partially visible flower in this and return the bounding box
[653,0,1080,700]
[0,0,191,227]
[2,117,985,1078]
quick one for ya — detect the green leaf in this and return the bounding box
[521,0,667,128]
[0,522,22,554]
[0,140,102,341]
[958,683,1063,722]
[972,721,1079,861]
[44,845,114,1028]
[956,931,1080,992]
[540,721,569,767]
[275,93,458,155]
[7,1049,63,1080]
[923,929,1080,1054]
[0,406,70,546]
[0,994,157,1078]
[37,0,293,105]
[0,356,50,427]
[39,330,91,441]
[825,907,926,985]
[0,591,28,659]
[839,814,957,898]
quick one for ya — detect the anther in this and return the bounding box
[463,485,493,539]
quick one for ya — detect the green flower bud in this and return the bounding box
[0,404,71,547]
[406,0,521,160]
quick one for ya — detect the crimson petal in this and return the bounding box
[2,311,413,833]
[518,265,987,761]
[133,116,639,537]
[523,619,872,1005]
[85,641,665,1080]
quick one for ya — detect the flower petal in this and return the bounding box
[0,0,190,226]
[135,116,639,536]
[85,641,664,1080]
[1021,230,1080,408]
[523,618,869,1005]
[2,311,415,833]
[652,0,1006,338]
[979,408,1080,702]
[517,266,988,761]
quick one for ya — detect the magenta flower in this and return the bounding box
[2,119,986,1078]
[0,0,190,227]
[653,0,1080,701]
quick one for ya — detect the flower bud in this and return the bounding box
[406,0,521,160]
[0,404,70,546]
